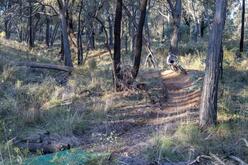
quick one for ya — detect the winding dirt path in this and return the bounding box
[160,70,201,123]
[117,70,201,155]
[81,70,202,164]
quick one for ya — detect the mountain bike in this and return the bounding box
[167,54,187,75]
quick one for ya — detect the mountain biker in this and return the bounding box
[166,52,187,74]
[166,53,179,71]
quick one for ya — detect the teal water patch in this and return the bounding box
[23,149,109,165]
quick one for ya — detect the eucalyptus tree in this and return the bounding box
[56,0,73,66]
[166,0,182,56]
[239,0,245,53]
[132,0,149,79]
[113,0,123,87]
[2,0,12,39]
[113,0,148,90]
[77,0,83,65]
[199,0,227,128]
[28,0,35,48]
[183,0,204,42]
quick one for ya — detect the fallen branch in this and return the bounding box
[229,155,248,165]
[237,138,248,147]
[188,155,212,165]
[15,62,73,72]
[209,153,225,165]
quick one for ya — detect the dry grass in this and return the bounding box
[145,49,248,164]
[0,39,115,164]
[0,38,248,164]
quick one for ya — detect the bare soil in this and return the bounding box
[79,70,202,164]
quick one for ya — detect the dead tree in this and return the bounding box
[199,0,227,128]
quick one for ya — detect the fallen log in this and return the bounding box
[15,62,73,72]
[13,131,78,154]
[17,142,70,154]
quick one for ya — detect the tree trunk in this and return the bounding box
[4,19,11,39]
[239,0,245,53]
[60,32,64,61]
[19,27,23,42]
[199,0,227,128]
[57,0,73,67]
[108,14,113,48]
[128,16,133,53]
[89,29,95,50]
[77,3,83,65]
[33,14,41,42]
[167,0,181,55]
[18,0,23,42]
[191,22,199,42]
[125,34,128,54]
[200,23,204,38]
[28,0,34,48]
[45,15,51,47]
[161,20,165,42]
[67,9,78,53]
[220,42,224,79]
[50,23,60,46]
[113,0,123,82]
[132,0,148,79]
[4,1,12,39]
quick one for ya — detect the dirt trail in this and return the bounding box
[81,70,202,163]
[117,70,201,154]
[160,70,201,122]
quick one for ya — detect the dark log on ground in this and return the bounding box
[14,130,79,154]
[17,142,70,154]
[14,62,73,72]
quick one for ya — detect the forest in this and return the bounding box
[0,0,247,164]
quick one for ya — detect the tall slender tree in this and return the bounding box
[4,0,12,39]
[239,0,245,53]
[113,0,123,83]
[45,9,51,47]
[28,0,34,48]
[132,0,148,79]
[57,0,73,67]
[77,1,83,65]
[167,0,182,56]
[199,0,227,128]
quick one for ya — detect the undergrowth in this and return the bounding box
[0,38,248,164]
[146,49,248,164]
[0,39,114,164]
